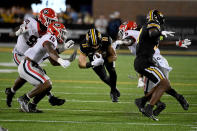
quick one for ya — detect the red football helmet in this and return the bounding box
[118,21,137,39]
[47,22,68,43]
[38,8,58,27]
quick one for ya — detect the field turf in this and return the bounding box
[0,50,196,131]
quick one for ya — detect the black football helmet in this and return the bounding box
[146,10,165,25]
[86,28,102,50]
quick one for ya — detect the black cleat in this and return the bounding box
[28,103,43,113]
[49,96,65,106]
[110,91,118,102]
[143,104,159,121]
[5,88,15,107]
[153,101,166,116]
[115,88,120,97]
[177,95,189,110]
[135,98,145,112]
[17,94,30,112]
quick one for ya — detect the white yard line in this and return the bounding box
[0,84,197,91]
[0,90,197,97]
[0,107,197,115]
[1,98,197,106]
[0,119,195,127]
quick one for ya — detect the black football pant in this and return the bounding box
[93,62,117,91]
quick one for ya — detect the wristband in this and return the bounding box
[86,62,93,68]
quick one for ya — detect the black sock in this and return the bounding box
[166,88,180,99]
[141,96,151,105]
[32,87,51,105]
[46,91,53,98]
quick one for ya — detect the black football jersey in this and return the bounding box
[136,22,161,58]
[80,35,112,61]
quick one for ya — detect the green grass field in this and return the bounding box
[0,51,196,131]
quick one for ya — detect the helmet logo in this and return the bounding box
[43,10,49,14]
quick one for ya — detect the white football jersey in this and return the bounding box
[24,33,58,64]
[122,30,140,56]
[14,16,44,55]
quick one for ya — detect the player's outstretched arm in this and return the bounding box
[43,41,70,68]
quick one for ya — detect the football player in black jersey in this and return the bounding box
[78,28,120,102]
[134,10,189,120]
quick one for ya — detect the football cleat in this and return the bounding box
[28,103,43,113]
[5,88,15,107]
[153,101,166,116]
[49,96,65,106]
[17,94,30,112]
[110,90,118,102]
[135,98,145,112]
[177,95,189,110]
[115,88,120,97]
[143,104,159,121]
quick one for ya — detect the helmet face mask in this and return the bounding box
[146,10,165,25]
[86,29,102,51]
[38,8,58,27]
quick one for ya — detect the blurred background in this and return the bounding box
[1,0,197,53]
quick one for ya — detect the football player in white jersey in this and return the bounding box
[5,8,74,108]
[17,21,71,112]
[113,20,190,117]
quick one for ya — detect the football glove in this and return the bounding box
[64,40,75,50]
[137,77,144,88]
[176,39,191,48]
[57,58,70,68]
[15,23,29,36]
[161,31,175,38]
[91,53,104,67]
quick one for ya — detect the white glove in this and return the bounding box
[15,23,29,36]
[57,58,70,68]
[63,40,75,50]
[161,31,175,38]
[176,39,191,48]
[91,53,104,67]
[137,77,144,88]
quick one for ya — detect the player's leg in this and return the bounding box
[166,88,189,110]
[93,65,119,102]
[42,69,65,106]
[105,62,120,102]
[159,64,189,110]
[135,59,169,120]
[5,77,26,107]
[17,59,51,112]
[93,65,111,86]
[144,78,166,116]
[5,53,26,107]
